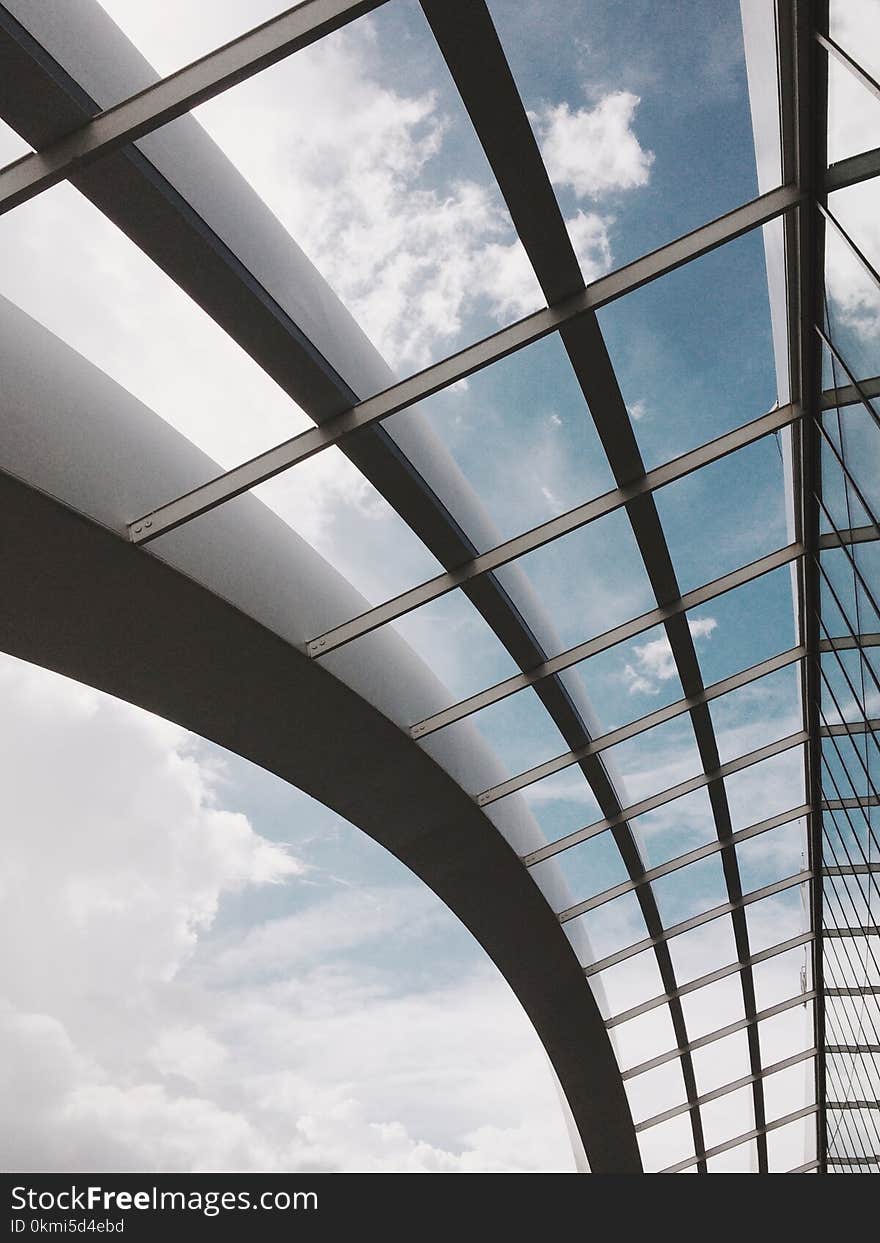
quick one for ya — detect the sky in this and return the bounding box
[1,0,878,1173]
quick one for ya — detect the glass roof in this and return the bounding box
[1,0,877,1174]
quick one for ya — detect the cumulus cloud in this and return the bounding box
[623,617,718,695]
[0,654,575,1173]
[531,92,655,200]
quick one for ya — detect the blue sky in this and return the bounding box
[8,0,880,1173]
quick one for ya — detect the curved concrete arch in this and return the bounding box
[0,294,640,1171]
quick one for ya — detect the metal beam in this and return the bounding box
[0,0,387,215]
[527,731,808,869]
[413,543,803,740]
[583,871,813,976]
[606,930,814,1028]
[637,1048,817,1133]
[622,991,816,1080]
[566,808,811,922]
[824,795,880,810]
[821,375,880,409]
[661,1105,819,1174]
[816,31,880,103]
[126,187,800,546]
[821,719,880,736]
[308,406,800,659]
[788,0,827,1173]
[821,633,880,652]
[825,146,880,192]
[479,647,805,806]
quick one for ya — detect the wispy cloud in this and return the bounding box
[623,617,717,695]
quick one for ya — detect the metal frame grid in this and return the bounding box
[0,0,878,1171]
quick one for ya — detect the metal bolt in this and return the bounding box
[133,526,142,534]
[144,519,152,528]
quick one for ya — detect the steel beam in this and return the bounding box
[479,647,805,806]
[637,1048,817,1133]
[662,1105,818,1174]
[0,1,387,215]
[622,991,816,1080]
[564,808,811,922]
[606,930,814,1028]
[126,188,800,546]
[527,731,808,869]
[413,544,803,740]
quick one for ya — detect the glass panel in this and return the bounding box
[691,1028,752,1095]
[700,1084,754,1150]
[566,890,649,965]
[633,786,717,869]
[385,333,615,543]
[496,768,602,851]
[488,0,770,271]
[745,888,807,955]
[651,854,730,928]
[706,1140,757,1172]
[735,817,808,894]
[653,437,788,597]
[186,0,542,377]
[376,592,521,706]
[532,831,631,915]
[820,406,880,535]
[722,747,806,832]
[96,1,294,80]
[556,622,688,734]
[600,715,703,806]
[680,972,746,1041]
[666,915,738,984]
[752,943,811,1012]
[710,662,802,767]
[767,1114,816,1173]
[637,1112,695,1173]
[830,1,880,83]
[819,543,880,636]
[623,1058,687,1127]
[0,183,308,507]
[448,687,568,783]
[827,1051,880,1103]
[593,947,667,1019]
[757,1002,814,1066]
[824,224,880,390]
[686,564,798,688]
[820,646,880,725]
[829,177,880,287]
[155,472,444,638]
[822,734,876,802]
[0,118,31,162]
[614,1006,678,1074]
[763,1059,814,1125]
[819,411,879,535]
[597,232,776,470]
[827,45,880,164]
[495,507,656,654]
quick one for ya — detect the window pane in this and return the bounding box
[489,0,771,270]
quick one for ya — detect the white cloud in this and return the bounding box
[532,91,654,200]
[624,617,718,695]
[0,654,574,1173]
[627,399,649,422]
